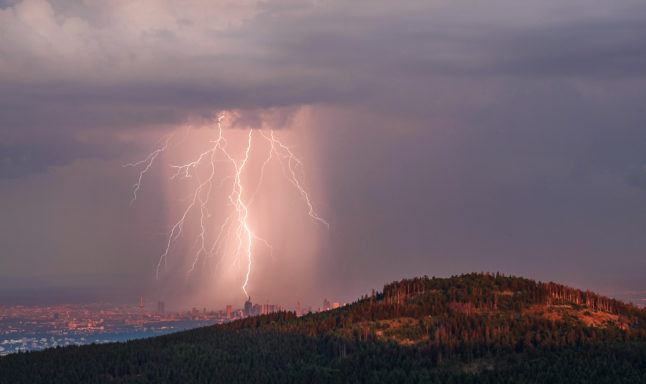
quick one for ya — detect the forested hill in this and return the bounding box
[2,273,646,383]
[223,272,646,347]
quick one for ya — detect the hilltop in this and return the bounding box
[1,273,645,383]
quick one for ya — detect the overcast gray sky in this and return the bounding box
[1,0,646,308]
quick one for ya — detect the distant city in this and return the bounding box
[0,297,345,355]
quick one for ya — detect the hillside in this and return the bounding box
[1,273,646,383]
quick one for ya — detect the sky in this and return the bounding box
[1,0,646,309]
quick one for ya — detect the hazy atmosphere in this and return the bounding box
[2,0,646,310]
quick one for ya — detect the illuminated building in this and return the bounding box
[157,301,165,315]
[139,297,144,327]
[244,299,253,317]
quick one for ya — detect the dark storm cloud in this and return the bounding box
[0,0,17,7]
[0,138,91,178]
[0,132,137,178]
[2,0,646,177]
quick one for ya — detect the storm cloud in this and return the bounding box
[2,0,646,176]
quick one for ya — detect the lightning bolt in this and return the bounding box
[220,128,253,297]
[127,113,327,297]
[123,135,172,205]
[262,130,330,229]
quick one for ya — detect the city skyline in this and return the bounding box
[0,295,347,355]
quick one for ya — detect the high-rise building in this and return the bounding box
[139,297,144,327]
[157,301,165,315]
[244,298,253,317]
[323,298,330,311]
[296,301,301,316]
[226,304,232,319]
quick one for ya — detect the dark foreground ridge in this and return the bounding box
[1,273,646,383]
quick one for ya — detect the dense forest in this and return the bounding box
[1,273,645,383]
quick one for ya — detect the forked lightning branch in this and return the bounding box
[125,114,328,298]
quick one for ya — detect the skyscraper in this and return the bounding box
[139,297,145,327]
[226,304,232,319]
[157,301,165,315]
[244,298,253,317]
[296,301,301,317]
